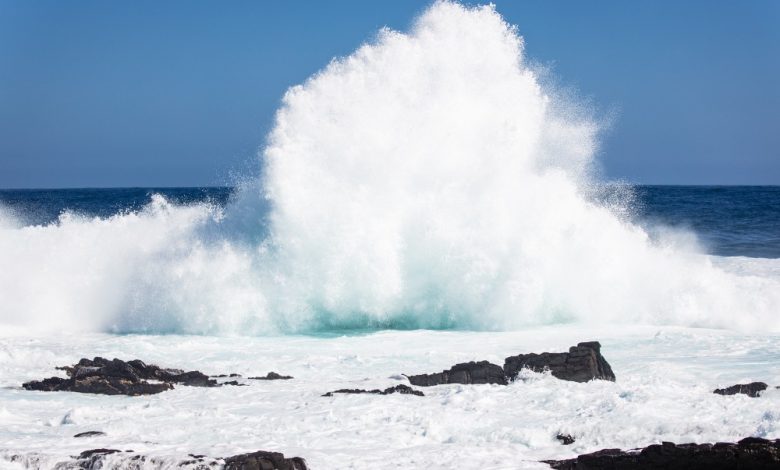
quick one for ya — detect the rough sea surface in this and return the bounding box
[1,2,779,469]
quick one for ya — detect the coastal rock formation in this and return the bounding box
[323,384,424,397]
[23,357,219,395]
[249,372,294,380]
[406,342,615,386]
[406,361,508,386]
[504,341,616,383]
[713,382,768,398]
[556,434,576,445]
[19,448,308,470]
[74,431,106,438]
[543,437,780,470]
[224,450,308,470]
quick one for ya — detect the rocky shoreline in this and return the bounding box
[15,341,780,469]
[6,448,308,470]
[544,437,780,469]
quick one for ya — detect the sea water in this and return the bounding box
[1,2,779,468]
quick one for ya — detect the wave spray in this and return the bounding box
[1,2,778,334]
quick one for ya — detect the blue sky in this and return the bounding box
[0,1,778,188]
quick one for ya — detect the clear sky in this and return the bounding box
[1,1,778,188]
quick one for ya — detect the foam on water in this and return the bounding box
[1,1,779,334]
[0,327,779,468]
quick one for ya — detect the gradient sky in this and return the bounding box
[1,1,778,188]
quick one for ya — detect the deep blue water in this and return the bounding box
[1,186,778,258]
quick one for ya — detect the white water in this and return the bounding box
[0,2,778,335]
[1,328,779,469]
[2,3,780,468]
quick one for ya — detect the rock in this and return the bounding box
[73,431,106,438]
[222,380,246,386]
[224,450,308,470]
[713,382,768,398]
[543,437,780,470]
[556,434,575,445]
[406,361,507,386]
[504,341,615,383]
[323,384,424,397]
[23,357,221,396]
[212,373,242,378]
[249,372,294,380]
[77,449,122,459]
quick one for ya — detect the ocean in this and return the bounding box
[2,2,779,468]
[2,185,779,259]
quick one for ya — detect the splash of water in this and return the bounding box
[1,1,779,334]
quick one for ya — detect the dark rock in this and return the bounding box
[557,434,575,445]
[212,373,242,378]
[543,437,780,469]
[22,357,221,396]
[249,372,294,380]
[77,449,122,459]
[74,431,106,438]
[504,341,615,383]
[323,384,424,397]
[222,380,246,386]
[713,382,768,398]
[224,450,308,470]
[406,361,507,386]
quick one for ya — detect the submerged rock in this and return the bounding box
[543,437,780,470]
[73,431,106,438]
[323,384,424,397]
[23,357,219,396]
[249,372,294,380]
[224,450,308,470]
[406,361,508,386]
[504,341,616,383]
[713,381,768,398]
[556,434,575,445]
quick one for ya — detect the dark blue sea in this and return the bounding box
[1,186,778,258]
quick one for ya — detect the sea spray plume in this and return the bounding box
[0,1,779,334]
[253,1,780,332]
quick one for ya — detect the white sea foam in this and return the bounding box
[1,1,779,334]
[0,327,778,469]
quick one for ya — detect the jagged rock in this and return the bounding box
[406,361,507,386]
[543,437,780,470]
[77,449,122,459]
[222,380,247,386]
[323,384,424,397]
[74,431,106,438]
[23,357,220,396]
[504,341,615,383]
[713,382,768,398]
[557,434,575,445]
[249,372,294,380]
[224,450,308,470]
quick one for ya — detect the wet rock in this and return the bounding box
[249,372,294,380]
[323,384,424,397]
[222,380,247,386]
[77,449,122,459]
[504,341,616,383]
[406,361,507,386]
[73,431,106,438]
[224,450,308,470]
[212,373,242,378]
[543,437,780,469]
[23,357,220,396]
[713,381,768,398]
[556,434,575,445]
[73,449,125,469]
